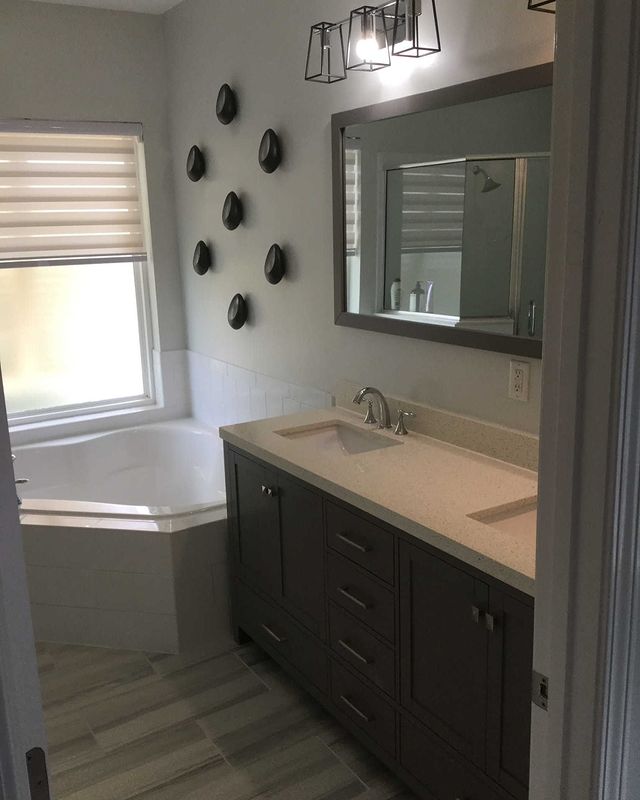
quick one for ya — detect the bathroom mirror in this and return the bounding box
[332,64,553,357]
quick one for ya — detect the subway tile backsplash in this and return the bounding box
[187,351,333,429]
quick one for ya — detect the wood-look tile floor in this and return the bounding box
[37,640,417,800]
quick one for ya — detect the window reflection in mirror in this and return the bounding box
[343,86,551,341]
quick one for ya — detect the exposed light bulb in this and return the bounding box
[356,35,379,61]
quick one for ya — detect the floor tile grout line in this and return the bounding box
[232,650,273,692]
[194,718,234,769]
[317,735,368,791]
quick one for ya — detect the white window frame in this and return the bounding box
[0,120,157,428]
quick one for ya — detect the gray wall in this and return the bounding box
[165,0,554,434]
[0,0,186,353]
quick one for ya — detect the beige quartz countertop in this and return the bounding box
[220,408,538,596]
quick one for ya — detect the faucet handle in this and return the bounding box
[394,409,416,436]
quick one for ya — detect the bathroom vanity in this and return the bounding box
[221,409,537,800]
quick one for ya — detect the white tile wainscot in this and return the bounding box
[187,352,333,429]
[22,513,231,654]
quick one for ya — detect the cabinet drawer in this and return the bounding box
[400,717,503,800]
[330,660,396,756]
[236,580,328,694]
[326,502,394,584]
[329,603,395,698]
[328,551,395,642]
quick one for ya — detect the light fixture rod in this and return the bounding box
[324,0,398,32]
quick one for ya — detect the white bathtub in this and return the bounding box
[16,419,226,521]
[16,419,231,654]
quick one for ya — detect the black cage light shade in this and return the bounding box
[392,0,441,57]
[346,6,391,72]
[305,22,346,83]
[527,0,556,11]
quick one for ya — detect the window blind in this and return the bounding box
[344,148,361,255]
[401,163,465,253]
[0,131,146,263]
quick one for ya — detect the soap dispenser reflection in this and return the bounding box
[409,282,424,312]
[390,278,401,310]
[410,280,434,313]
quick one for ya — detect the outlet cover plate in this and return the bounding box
[509,360,530,401]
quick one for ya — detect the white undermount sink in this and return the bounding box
[276,420,402,456]
[468,498,538,537]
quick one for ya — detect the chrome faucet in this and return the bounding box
[352,387,392,429]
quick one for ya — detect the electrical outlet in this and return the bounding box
[509,360,530,401]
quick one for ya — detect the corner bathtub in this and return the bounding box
[16,420,231,654]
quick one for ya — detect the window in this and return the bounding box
[0,124,154,424]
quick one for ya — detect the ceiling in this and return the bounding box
[24,0,182,13]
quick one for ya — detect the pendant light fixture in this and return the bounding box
[527,0,556,12]
[305,22,347,83]
[392,0,441,57]
[304,1,441,85]
[346,6,391,72]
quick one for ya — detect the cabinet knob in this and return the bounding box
[261,485,277,498]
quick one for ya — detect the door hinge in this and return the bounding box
[532,670,549,711]
[26,747,50,800]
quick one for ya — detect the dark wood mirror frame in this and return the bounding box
[332,62,553,359]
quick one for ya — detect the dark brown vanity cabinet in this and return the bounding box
[230,452,325,636]
[399,541,490,767]
[225,444,534,800]
[399,541,534,800]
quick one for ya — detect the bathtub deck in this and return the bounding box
[38,640,415,800]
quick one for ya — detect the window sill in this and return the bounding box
[8,402,186,448]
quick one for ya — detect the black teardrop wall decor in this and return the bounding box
[264,244,286,285]
[222,191,244,230]
[216,84,238,125]
[186,146,206,181]
[228,294,248,329]
[258,129,282,174]
[192,241,212,275]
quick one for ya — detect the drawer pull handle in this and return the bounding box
[339,694,374,723]
[261,624,286,644]
[472,605,481,624]
[261,485,277,498]
[336,532,371,554]
[338,639,372,665]
[338,586,370,611]
[485,613,496,633]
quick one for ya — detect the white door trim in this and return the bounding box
[532,0,640,798]
[0,366,48,798]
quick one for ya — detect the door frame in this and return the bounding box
[0,367,48,798]
[532,0,640,798]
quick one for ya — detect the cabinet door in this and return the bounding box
[399,541,489,767]
[486,589,534,800]
[278,474,326,637]
[233,453,282,598]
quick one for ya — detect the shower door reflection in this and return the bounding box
[382,155,549,337]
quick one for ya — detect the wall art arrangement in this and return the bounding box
[228,293,249,329]
[186,145,206,181]
[264,243,286,285]
[188,83,287,328]
[222,191,244,230]
[192,241,212,275]
[258,129,282,173]
[216,83,238,125]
